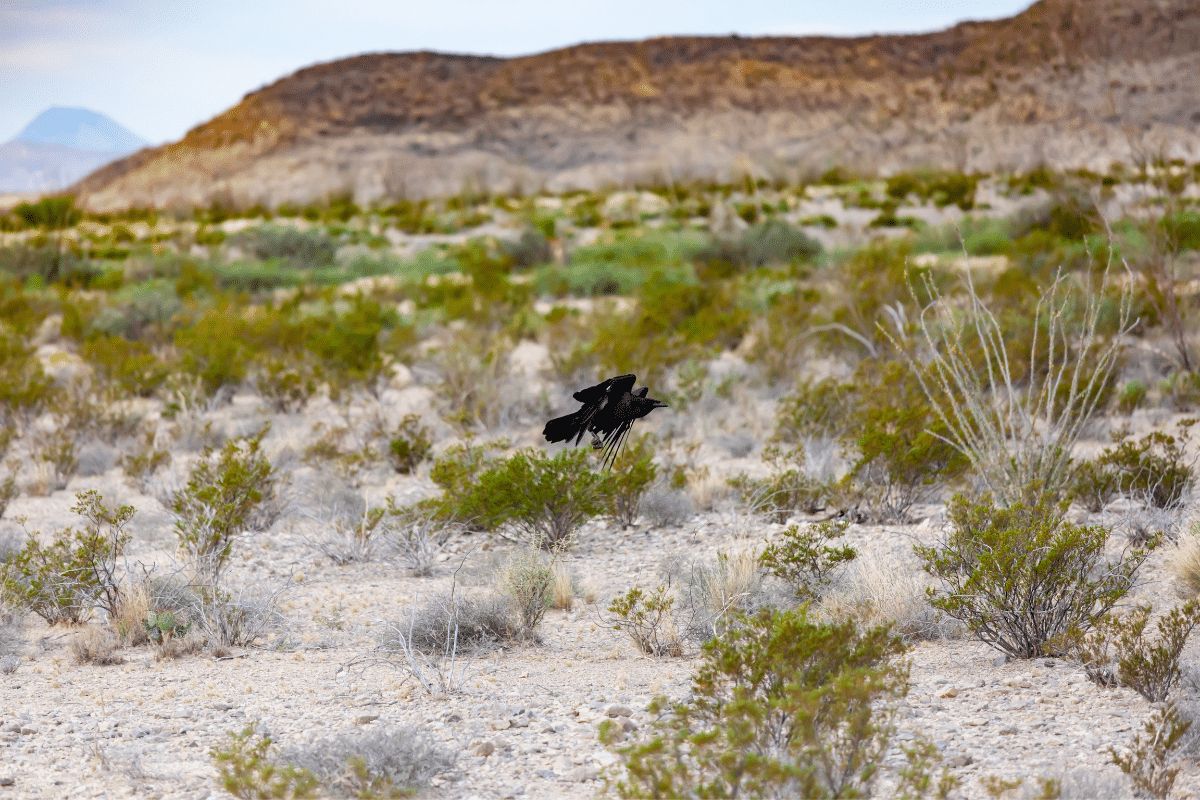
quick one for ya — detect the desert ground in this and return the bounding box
[1,167,1200,799]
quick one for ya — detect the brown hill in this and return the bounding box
[75,0,1200,210]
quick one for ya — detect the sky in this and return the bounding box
[0,1,1035,145]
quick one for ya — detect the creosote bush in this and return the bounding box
[607,584,683,657]
[605,434,657,527]
[604,607,911,799]
[1110,703,1192,799]
[1,490,133,624]
[497,548,554,640]
[172,428,273,578]
[387,414,433,474]
[917,492,1155,659]
[212,724,319,800]
[1068,600,1200,702]
[759,520,856,602]
[1071,425,1195,513]
[454,447,608,550]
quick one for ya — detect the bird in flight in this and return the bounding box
[543,374,668,469]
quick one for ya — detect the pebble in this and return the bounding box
[354,715,378,725]
[471,740,497,757]
[604,704,633,718]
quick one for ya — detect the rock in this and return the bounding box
[490,718,513,731]
[604,704,633,718]
[0,776,12,787]
[567,765,599,782]
[620,718,638,732]
[354,715,378,726]
[937,687,959,699]
[999,725,1019,735]
[992,655,1009,667]
[471,740,496,757]
[946,754,974,768]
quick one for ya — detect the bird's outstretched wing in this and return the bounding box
[599,419,635,471]
[573,374,636,404]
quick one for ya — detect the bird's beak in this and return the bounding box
[653,400,669,408]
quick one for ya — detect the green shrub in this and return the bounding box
[1110,704,1191,799]
[605,607,909,798]
[254,357,321,414]
[728,446,830,523]
[1117,380,1148,415]
[453,448,608,550]
[606,584,683,657]
[172,428,274,578]
[281,726,457,799]
[237,225,337,269]
[840,360,969,522]
[1069,601,1200,702]
[497,548,554,640]
[0,324,55,423]
[916,493,1156,659]
[1,490,134,624]
[1071,426,1194,513]
[605,434,657,527]
[759,520,856,601]
[174,303,251,394]
[212,724,319,800]
[81,334,169,397]
[387,414,432,474]
[503,227,552,268]
[696,219,822,273]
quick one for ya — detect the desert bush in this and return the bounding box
[1071,426,1194,513]
[387,592,516,656]
[237,225,337,269]
[497,548,554,640]
[917,493,1155,659]
[890,266,1133,505]
[254,357,321,414]
[212,724,319,800]
[81,334,169,397]
[1110,704,1191,799]
[1069,601,1200,701]
[423,439,504,523]
[172,428,273,578]
[1118,380,1148,415]
[387,414,432,474]
[70,626,124,665]
[33,428,78,492]
[677,549,765,642]
[728,447,831,523]
[192,580,289,650]
[0,472,17,519]
[458,448,608,550]
[759,520,856,602]
[838,360,969,522]
[550,560,575,610]
[696,219,821,274]
[282,726,456,798]
[605,606,909,799]
[502,226,552,268]
[605,434,657,527]
[607,584,684,657]
[1,490,133,624]
[638,485,695,527]
[0,601,22,673]
[1170,529,1200,599]
[308,504,387,565]
[121,429,171,492]
[174,303,252,394]
[386,505,457,577]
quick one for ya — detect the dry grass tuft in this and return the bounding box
[1170,529,1200,599]
[551,560,575,611]
[70,626,124,666]
[818,549,957,641]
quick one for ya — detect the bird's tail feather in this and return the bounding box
[543,409,588,443]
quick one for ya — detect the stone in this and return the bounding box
[604,704,633,718]
[471,740,496,757]
[354,715,378,725]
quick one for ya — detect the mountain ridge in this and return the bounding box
[73,0,1200,210]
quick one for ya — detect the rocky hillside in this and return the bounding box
[75,0,1200,210]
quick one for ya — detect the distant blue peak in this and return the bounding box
[16,107,147,154]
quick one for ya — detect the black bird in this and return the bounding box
[543,374,668,469]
